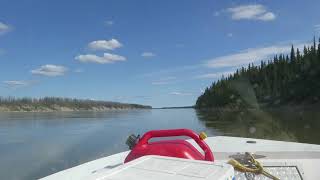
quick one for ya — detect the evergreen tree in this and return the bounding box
[290,45,295,61]
[196,37,320,109]
[296,48,301,61]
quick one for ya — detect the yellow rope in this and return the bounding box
[227,153,280,180]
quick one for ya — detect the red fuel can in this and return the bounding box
[124,129,214,163]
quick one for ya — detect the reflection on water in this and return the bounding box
[0,109,319,179]
[196,108,320,144]
[0,109,210,180]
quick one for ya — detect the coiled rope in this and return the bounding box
[228,152,280,180]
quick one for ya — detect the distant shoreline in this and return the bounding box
[0,97,152,112]
[0,107,151,113]
[153,106,194,109]
[0,108,152,113]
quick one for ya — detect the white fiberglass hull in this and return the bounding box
[40,136,320,180]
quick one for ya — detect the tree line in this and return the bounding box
[0,96,151,111]
[196,37,320,109]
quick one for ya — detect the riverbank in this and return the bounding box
[0,106,151,112]
[0,97,151,112]
[195,102,320,112]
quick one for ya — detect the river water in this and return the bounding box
[0,108,319,179]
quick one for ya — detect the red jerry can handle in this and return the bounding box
[137,129,214,161]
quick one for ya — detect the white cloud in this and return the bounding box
[31,65,68,76]
[141,52,156,57]
[3,81,28,86]
[227,33,233,37]
[315,24,320,32]
[205,42,307,68]
[105,20,114,26]
[257,12,276,21]
[169,92,192,96]
[0,22,11,35]
[227,4,276,21]
[74,68,84,73]
[3,80,36,89]
[75,53,126,64]
[88,39,122,51]
[195,70,235,79]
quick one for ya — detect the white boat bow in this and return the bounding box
[40,136,320,180]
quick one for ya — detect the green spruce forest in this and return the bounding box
[196,37,320,109]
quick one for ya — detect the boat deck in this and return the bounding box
[40,136,320,180]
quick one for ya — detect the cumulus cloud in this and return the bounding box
[141,52,156,57]
[257,12,276,21]
[88,39,122,51]
[75,53,126,64]
[205,42,307,68]
[227,4,276,21]
[169,92,193,96]
[0,22,11,35]
[31,65,68,76]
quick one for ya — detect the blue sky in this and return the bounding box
[0,0,320,107]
